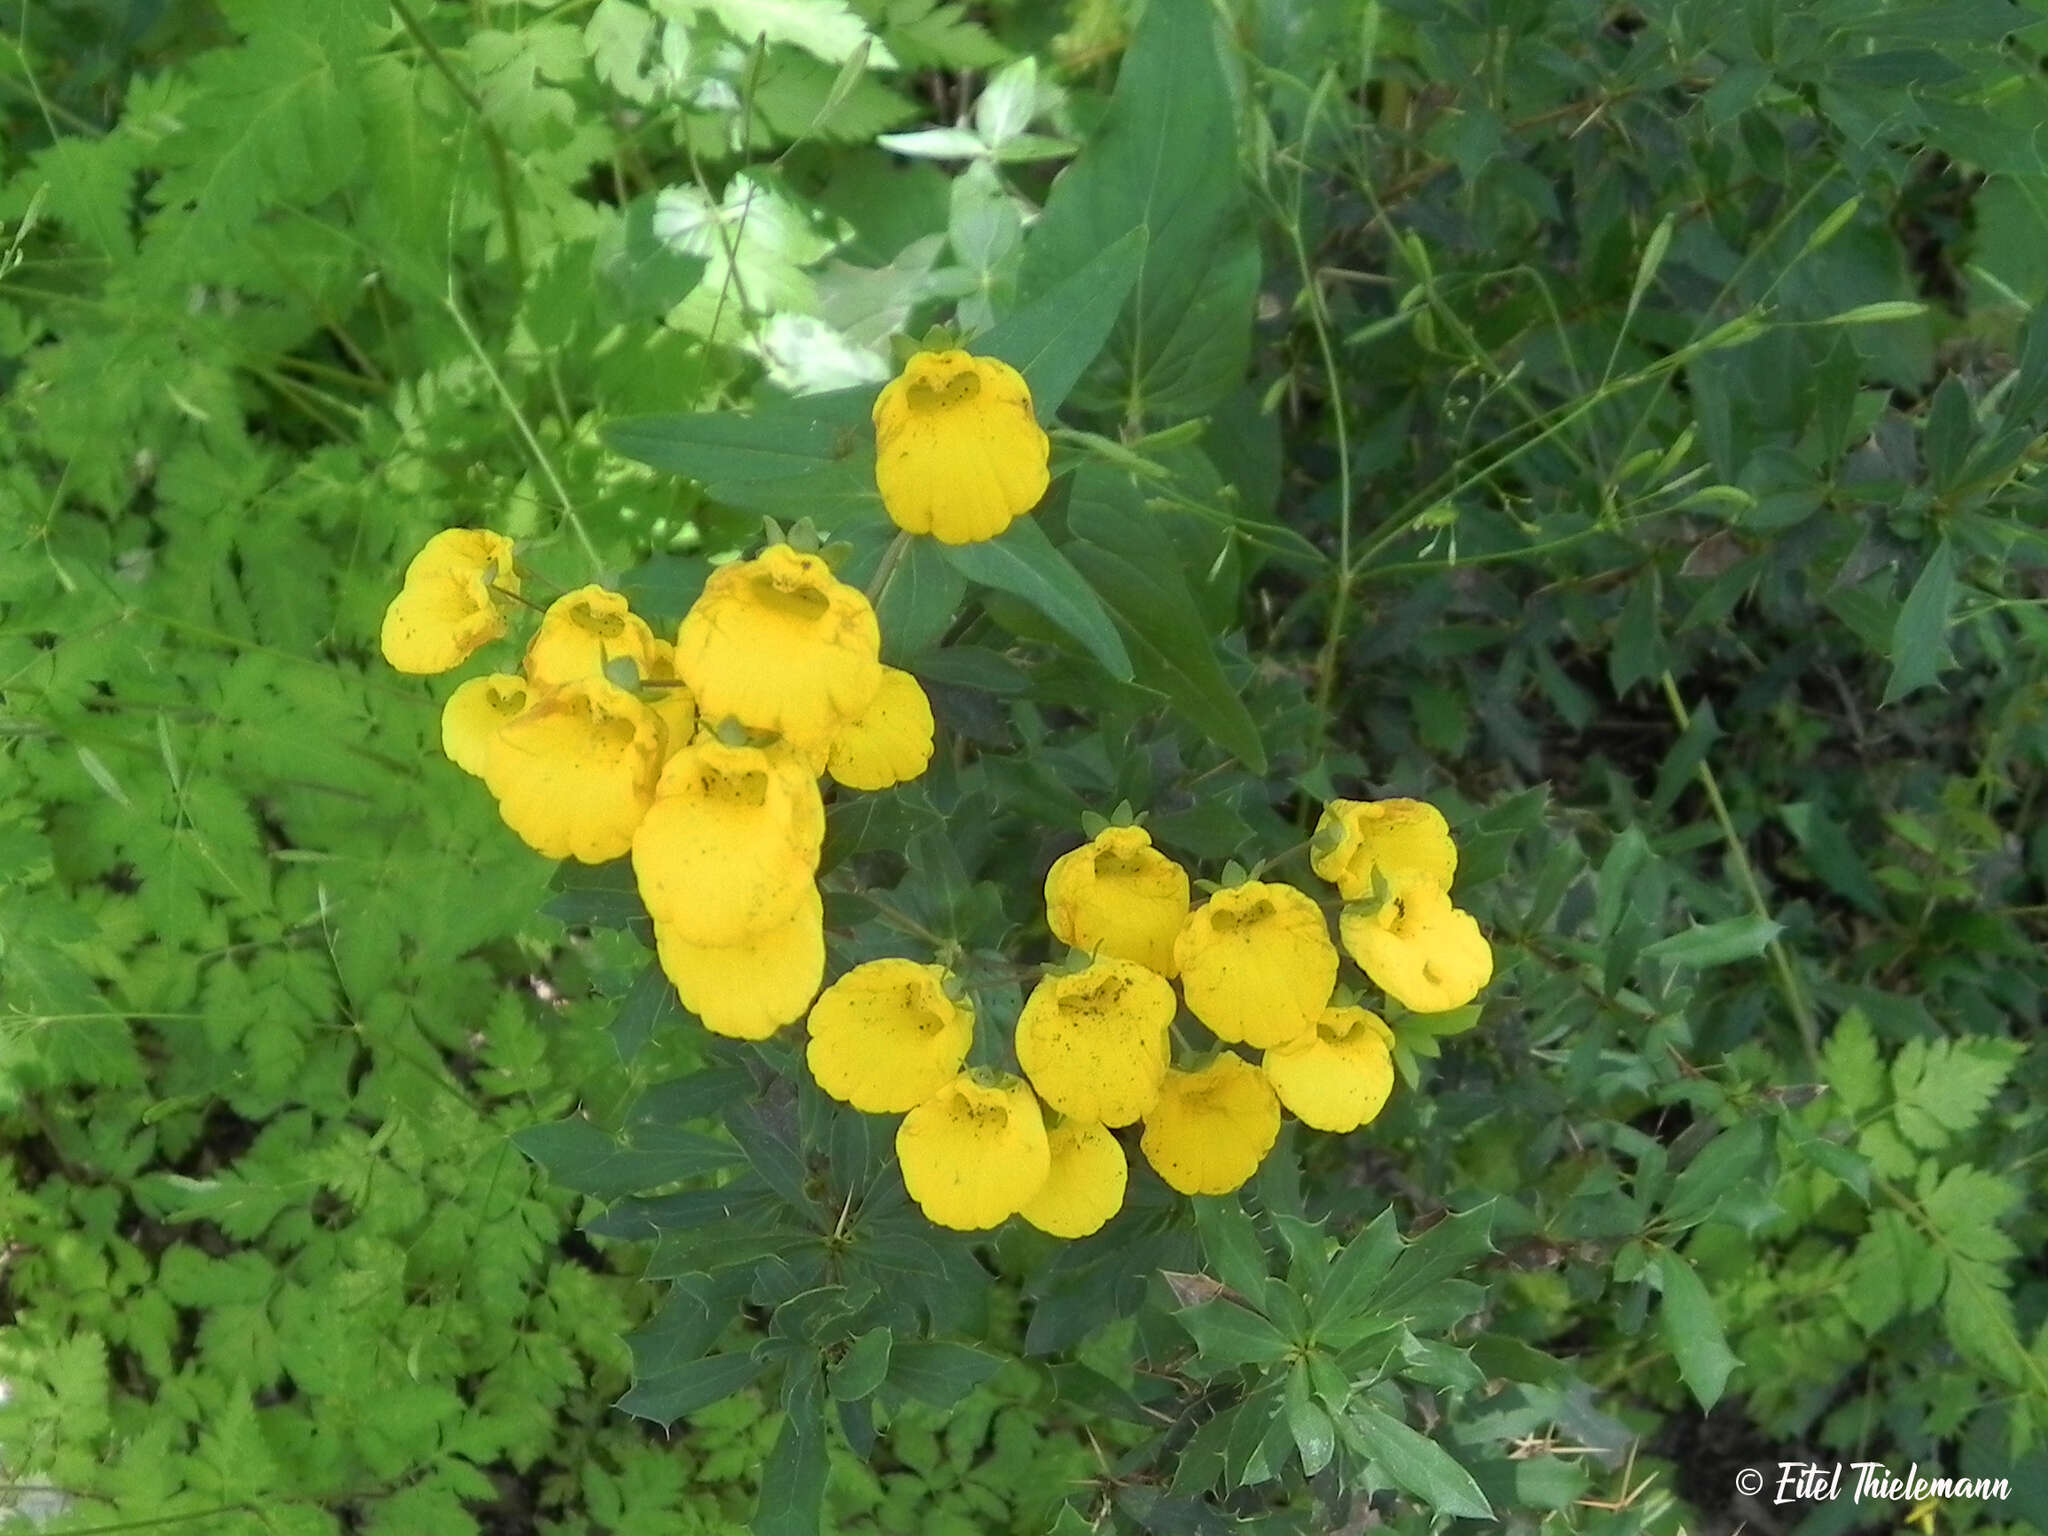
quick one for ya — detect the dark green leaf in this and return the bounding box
[1881,538,1959,705]
[1175,1300,1291,1370]
[887,1339,1004,1406]
[1656,1249,1738,1409]
[1640,915,1782,968]
[977,228,1147,420]
[1192,1197,1271,1301]
[1312,1209,1400,1328]
[1344,1403,1494,1519]
[828,1327,892,1401]
[610,961,682,1064]
[511,1117,743,1199]
[1376,1205,1496,1313]
[617,1349,769,1426]
[941,516,1134,679]
[755,1364,829,1536]
[872,534,968,663]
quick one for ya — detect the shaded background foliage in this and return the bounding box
[2,0,2045,1533]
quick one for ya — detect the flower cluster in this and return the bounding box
[379,535,936,1039]
[803,811,1492,1238]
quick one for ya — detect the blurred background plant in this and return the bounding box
[2,0,2044,1532]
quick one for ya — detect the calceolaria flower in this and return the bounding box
[673,545,882,765]
[1340,882,1493,1015]
[896,1071,1051,1231]
[1044,825,1190,977]
[872,349,1050,545]
[806,958,973,1113]
[1174,881,1338,1050]
[1015,958,1174,1127]
[380,528,519,675]
[1020,1119,1127,1240]
[1140,1054,1281,1197]
[827,667,935,792]
[652,888,824,1041]
[632,738,825,948]
[481,678,664,863]
[1262,1004,1396,1133]
[1311,797,1457,902]
[441,673,530,778]
[524,585,663,689]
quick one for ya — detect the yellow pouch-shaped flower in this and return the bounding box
[673,545,882,764]
[632,738,825,947]
[652,887,824,1041]
[1020,1120,1127,1239]
[896,1071,1051,1231]
[1044,825,1190,977]
[1015,958,1173,1127]
[380,528,519,676]
[1340,882,1493,1014]
[481,678,664,863]
[873,349,1050,545]
[1262,1004,1396,1133]
[524,586,663,689]
[1174,881,1337,1050]
[1140,1054,1281,1197]
[441,673,530,778]
[806,958,973,1114]
[1310,797,1457,902]
[827,667,935,792]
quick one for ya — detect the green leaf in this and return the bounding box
[1640,915,1782,968]
[603,387,886,528]
[976,228,1147,421]
[511,1116,744,1199]
[1284,1363,1336,1478]
[940,516,1134,679]
[1312,1209,1400,1327]
[1891,1036,2020,1150]
[755,1364,830,1536]
[1655,1249,1737,1409]
[617,1349,770,1425]
[1193,1196,1271,1301]
[1661,1120,1769,1230]
[1822,1009,1884,1118]
[1376,1205,1496,1313]
[886,1340,1004,1406]
[1175,1300,1292,1370]
[829,1328,892,1402]
[1344,1403,1494,1519]
[1013,0,1258,423]
[610,961,682,1064]
[1065,466,1267,770]
[1881,538,1959,705]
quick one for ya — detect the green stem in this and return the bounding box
[388,0,526,286]
[1657,671,1820,1069]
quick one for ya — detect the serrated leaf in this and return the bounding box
[1175,1300,1291,1370]
[1640,915,1781,968]
[1344,1403,1493,1519]
[1655,1249,1737,1409]
[616,1348,769,1424]
[886,1339,1004,1405]
[1891,1036,2019,1149]
[1882,539,1959,705]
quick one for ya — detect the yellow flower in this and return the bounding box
[1174,881,1337,1050]
[1020,1120,1127,1239]
[827,667,935,791]
[441,673,530,778]
[380,528,519,675]
[632,738,824,947]
[652,887,824,1040]
[481,678,664,863]
[1310,797,1457,902]
[896,1071,1050,1231]
[1140,1054,1280,1197]
[1262,1005,1396,1133]
[806,958,973,1113]
[673,545,882,765]
[524,585,663,689]
[1340,882,1493,1014]
[872,349,1050,545]
[1044,825,1190,977]
[642,640,698,759]
[1014,958,1173,1127]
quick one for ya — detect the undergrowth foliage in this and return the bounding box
[3,0,2045,1533]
